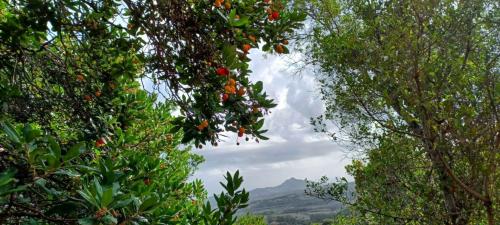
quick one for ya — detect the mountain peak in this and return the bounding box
[278,177,306,189]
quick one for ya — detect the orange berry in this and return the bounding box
[238,127,245,137]
[242,44,251,54]
[282,39,289,45]
[197,120,209,130]
[224,1,231,10]
[237,87,246,96]
[225,85,236,94]
[95,90,102,97]
[227,78,236,86]
[84,95,92,101]
[214,0,223,7]
[275,44,285,54]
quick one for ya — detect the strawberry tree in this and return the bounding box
[124,0,305,146]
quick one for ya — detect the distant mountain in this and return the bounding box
[249,177,306,201]
[239,178,354,225]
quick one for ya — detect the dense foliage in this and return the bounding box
[299,0,499,224]
[0,0,304,224]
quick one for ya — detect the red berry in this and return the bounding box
[216,67,230,76]
[144,178,151,185]
[222,93,229,102]
[95,138,106,147]
[271,11,280,20]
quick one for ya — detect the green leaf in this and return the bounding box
[253,119,264,130]
[101,215,117,225]
[48,136,61,162]
[232,17,250,27]
[64,142,85,161]
[78,218,96,225]
[78,190,98,208]
[222,44,237,68]
[101,188,114,207]
[139,194,159,212]
[253,81,263,93]
[1,122,20,143]
[53,169,80,177]
[0,169,15,187]
[110,198,133,209]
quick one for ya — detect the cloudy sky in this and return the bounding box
[192,49,352,194]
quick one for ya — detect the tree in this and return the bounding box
[0,0,305,146]
[0,0,305,224]
[300,0,499,224]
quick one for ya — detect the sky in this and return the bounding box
[192,48,352,194]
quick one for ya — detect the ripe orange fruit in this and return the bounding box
[238,127,245,137]
[275,44,285,54]
[84,95,92,101]
[282,39,289,45]
[242,44,251,54]
[224,85,236,94]
[214,0,223,8]
[227,78,236,86]
[224,1,231,10]
[95,91,102,97]
[237,87,246,96]
[197,120,209,131]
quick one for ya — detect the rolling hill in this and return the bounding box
[216,178,354,224]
